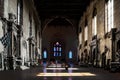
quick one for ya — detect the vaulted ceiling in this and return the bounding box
[34,0,91,20]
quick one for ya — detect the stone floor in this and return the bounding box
[0,64,120,80]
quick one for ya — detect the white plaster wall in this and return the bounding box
[4,0,17,18]
[21,1,31,65]
[8,0,17,16]
[0,20,4,70]
[4,0,8,18]
[31,18,36,41]
[21,0,39,65]
[0,21,4,52]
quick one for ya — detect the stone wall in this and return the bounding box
[0,0,41,70]
[78,0,117,67]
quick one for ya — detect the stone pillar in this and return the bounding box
[28,37,32,66]
[17,25,21,58]
[96,39,100,67]
[111,28,116,62]
[15,25,22,70]
[89,45,92,65]
[7,14,14,70]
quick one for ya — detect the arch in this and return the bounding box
[42,16,78,62]
[42,17,75,33]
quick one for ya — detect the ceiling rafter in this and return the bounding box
[34,0,90,19]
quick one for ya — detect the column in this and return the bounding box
[111,28,116,62]
[28,37,32,66]
[7,15,14,70]
[16,25,22,69]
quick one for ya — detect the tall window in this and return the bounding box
[17,0,23,25]
[92,16,97,36]
[92,8,97,36]
[84,26,88,41]
[79,27,82,45]
[43,50,47,58]
[69,51,72,59]
[105,0,114,33]
[79,33,82,45]
[53,42,62,57]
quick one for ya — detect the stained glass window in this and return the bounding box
[69,51,72,59]
[53,42,62,57]
[59,47,61,51]
[43,50,47,58]
[54,47,56,51]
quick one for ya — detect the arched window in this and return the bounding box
[43,50,47,58]
[69,51,72,59]
[92,8,97,36]
[53,42,62,57]
[79,27,82,45]
[84,18,88,41]
[17,0,23,25]
[105,0,114,33]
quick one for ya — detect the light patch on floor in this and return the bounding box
[37,72,96,77]
[46,68,79,70]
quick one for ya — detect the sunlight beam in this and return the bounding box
[37,72,96,77]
